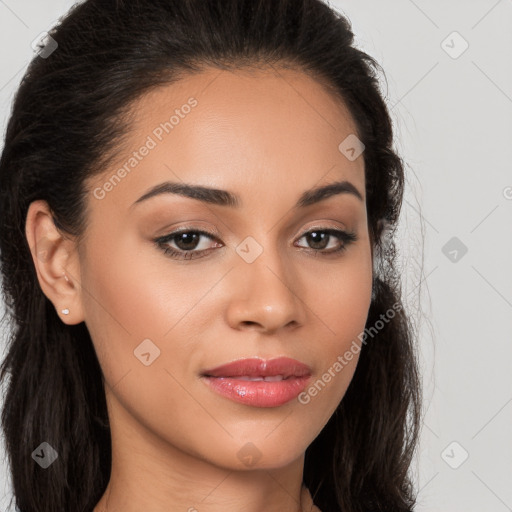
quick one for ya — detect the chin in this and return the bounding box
[216,435,308,471]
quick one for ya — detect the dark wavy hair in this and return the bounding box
[0,0,422,511]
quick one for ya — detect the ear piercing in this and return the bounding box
[62,274,69,315]
[61,274,70,315]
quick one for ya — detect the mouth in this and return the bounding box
[200,357,312,408]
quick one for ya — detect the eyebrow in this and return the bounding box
[130,179,363,210]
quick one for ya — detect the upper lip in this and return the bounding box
[201,357,311,378]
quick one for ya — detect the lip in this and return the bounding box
[202,356,311,378]
[200,357,312,408]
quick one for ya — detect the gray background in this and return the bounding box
[0,1,511,510]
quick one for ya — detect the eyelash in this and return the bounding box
[154,227,358,261]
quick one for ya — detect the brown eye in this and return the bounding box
[295,228,357,254]
[155,229,221,260]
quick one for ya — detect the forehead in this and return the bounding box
[86,65,365,217]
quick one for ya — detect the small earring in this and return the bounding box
[61,308,70,315]
[63,274,69,282]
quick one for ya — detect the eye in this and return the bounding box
[295,228,358,255]
[154,229,221,260]
[154,227,357,261]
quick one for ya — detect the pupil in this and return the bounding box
[308,231,328,250]
[175,233,199,250]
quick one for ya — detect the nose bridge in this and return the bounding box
[226,233,305,331]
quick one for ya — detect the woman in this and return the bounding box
[0,0,422,511]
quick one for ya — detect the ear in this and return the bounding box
[25,200,85,325]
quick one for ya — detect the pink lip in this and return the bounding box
[200,357,312,408]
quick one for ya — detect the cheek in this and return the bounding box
[314,243,373,344]
[299,251,373,415]
[80,226,206,341]
[78,234,177,383]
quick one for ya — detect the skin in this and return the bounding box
[25,66,373,512]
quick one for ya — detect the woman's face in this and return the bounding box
[69,67,372,470]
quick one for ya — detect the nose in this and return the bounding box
[224,245,306,334]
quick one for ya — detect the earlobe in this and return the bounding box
[24,200,85,325]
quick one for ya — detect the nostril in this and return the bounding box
[241,321,259,327]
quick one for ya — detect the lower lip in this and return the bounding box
[201,375,311,407]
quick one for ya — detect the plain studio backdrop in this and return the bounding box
[0,1,511,511]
